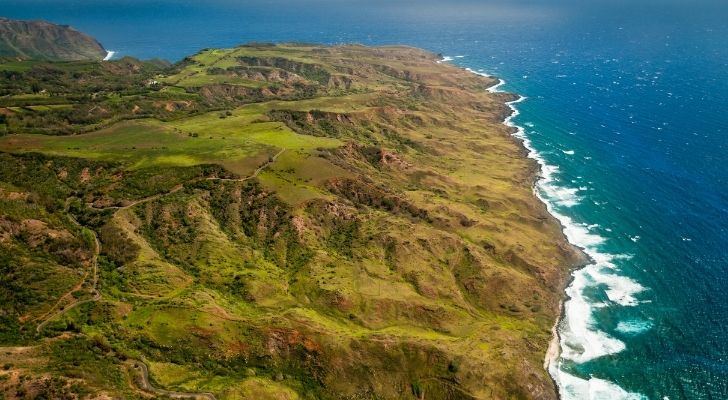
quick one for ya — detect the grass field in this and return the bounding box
[0,102,343,176]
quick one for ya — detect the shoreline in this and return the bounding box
[461,65,574,399]
[460,62,590,399]
[468,61,647,400]
[544,301,562,371]
[500,84,569,400]
[545,299,567,399]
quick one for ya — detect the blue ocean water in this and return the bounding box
[3,1,728,398]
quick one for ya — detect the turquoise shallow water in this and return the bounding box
[4,1,728,398]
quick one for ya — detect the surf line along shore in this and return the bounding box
[483,74,572,395]
[454,61,649,399]
[444,57,576,395]
[456,60,571,375]
[446,57,630,397]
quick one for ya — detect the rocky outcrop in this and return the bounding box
[237,56,331,84]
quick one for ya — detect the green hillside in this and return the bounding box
[0,44,582,400]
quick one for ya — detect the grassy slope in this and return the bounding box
[0,44,582,400]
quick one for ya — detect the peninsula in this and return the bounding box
[0,17,107,61]
[0,31,582,399]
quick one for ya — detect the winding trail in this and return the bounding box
[87,148,286,211]
[207,148,286,182]
[87,184,185,210]
[35,218,100,333]
[128,359,216,400]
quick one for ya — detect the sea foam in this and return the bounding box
[103,50,116,61]
[497,86,646,363]
[465,67,507,93]
[551,367,648,400]
[616,319,653,335]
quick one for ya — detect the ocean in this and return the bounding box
[3,1,727,398]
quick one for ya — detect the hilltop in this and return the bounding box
[0,43,582,399]
[0,18,107,61]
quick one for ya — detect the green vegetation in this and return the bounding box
[0,43,582,399]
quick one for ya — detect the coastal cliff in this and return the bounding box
[0,43,582,399]
[0,18,107,61]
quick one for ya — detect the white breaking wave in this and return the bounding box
[464,67,507,93]
[499,87,646,362]
[616,319,653,335]
[487,77,506,93]
[543,179,581,208]
[103,50,116,61]
[467,65,648,399]
[437,55,454,63]
[551,368,648,400]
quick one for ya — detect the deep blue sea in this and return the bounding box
[3,1,728,398]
